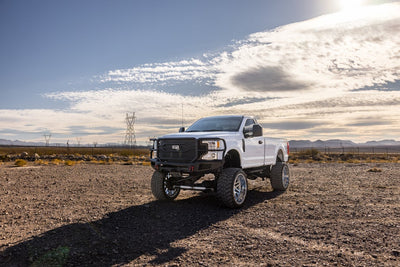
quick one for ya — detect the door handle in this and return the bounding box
[258,140,263,144]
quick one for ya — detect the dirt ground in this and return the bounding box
[0,163,399,266]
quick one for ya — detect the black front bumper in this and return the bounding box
[150,159,224,174]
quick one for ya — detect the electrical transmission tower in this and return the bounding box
[43,133,51,146]
[76,137,82,147]
[124,112,136,147]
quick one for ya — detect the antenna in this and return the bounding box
[43,133,51,146]
[181,103,184,127]
[124,112,136,148]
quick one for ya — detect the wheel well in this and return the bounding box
[277,150,284,162]
[224,150,241,168]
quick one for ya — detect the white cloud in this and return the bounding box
[101,59,217,83]
[214,3,400,98]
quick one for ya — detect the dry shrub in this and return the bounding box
[35,159,48,165]
[64,160,75,166]
[90,159,108,165]
[298,149,320,160]
[366,158,376,163]
[15,159,27,167]
[346,159,360,164]
[50,159,62,165]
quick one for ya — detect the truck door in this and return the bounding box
[264,140,276,165]
[242,119,265,168]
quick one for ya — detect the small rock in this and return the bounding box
[367,167,382,173]
[245,244,254,250]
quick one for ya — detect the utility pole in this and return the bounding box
[76,137,81,147]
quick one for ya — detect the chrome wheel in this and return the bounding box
[270,162,290,191]
[151,171,180,200]
[233,173,247,205]
[282,164,290,189]
[217,168,248,208]
[163,173,180,198]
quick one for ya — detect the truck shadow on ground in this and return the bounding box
[1,189,283,266]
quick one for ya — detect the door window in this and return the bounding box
[245,119,255,127]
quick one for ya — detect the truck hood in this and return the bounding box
[159,131,241,139]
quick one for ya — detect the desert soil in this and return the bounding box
[0,163,399,266]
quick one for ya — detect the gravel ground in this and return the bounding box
[0,163,399,266]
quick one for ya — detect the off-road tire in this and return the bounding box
[217,168,248,208]
[151,171,180,200]
[270,162,290,191]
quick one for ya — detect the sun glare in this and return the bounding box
[340,0,364,11]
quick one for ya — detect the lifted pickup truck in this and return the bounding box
[150,115,290,208]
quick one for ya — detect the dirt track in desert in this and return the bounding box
[1,163,399,266]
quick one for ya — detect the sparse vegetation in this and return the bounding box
[50,159,62,165]
[64,160,75,166]
[289,150,399,164]
[1,145,399,166]
[36,160,48,165]
[30,246,70,267]
[14,159,27,167]
[0,146,149,157]
[0,146,151,166]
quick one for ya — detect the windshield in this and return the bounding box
[186,116,243,132]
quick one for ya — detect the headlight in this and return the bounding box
[201,140,225,150]
[150,139,157,159]
[201,151,224,160]
[152,139,157,150]
[201,139,224,160]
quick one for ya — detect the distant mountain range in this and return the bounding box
[0,139,121,147]
[0,139,45,146]
[1,138,400,148]
[288,139,400,148]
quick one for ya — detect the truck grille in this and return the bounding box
[157,138,198,163]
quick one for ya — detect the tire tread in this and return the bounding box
[270,162,289,191]
[217,168,247,208]
[151,171,168,200]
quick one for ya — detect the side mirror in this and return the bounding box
[253,124,263,137]
[179,127,185,132]
[243,124,263,138]
[243,125,253,138]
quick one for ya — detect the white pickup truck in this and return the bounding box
[150,115,290,208]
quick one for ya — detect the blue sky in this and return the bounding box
[1,0,399,145]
